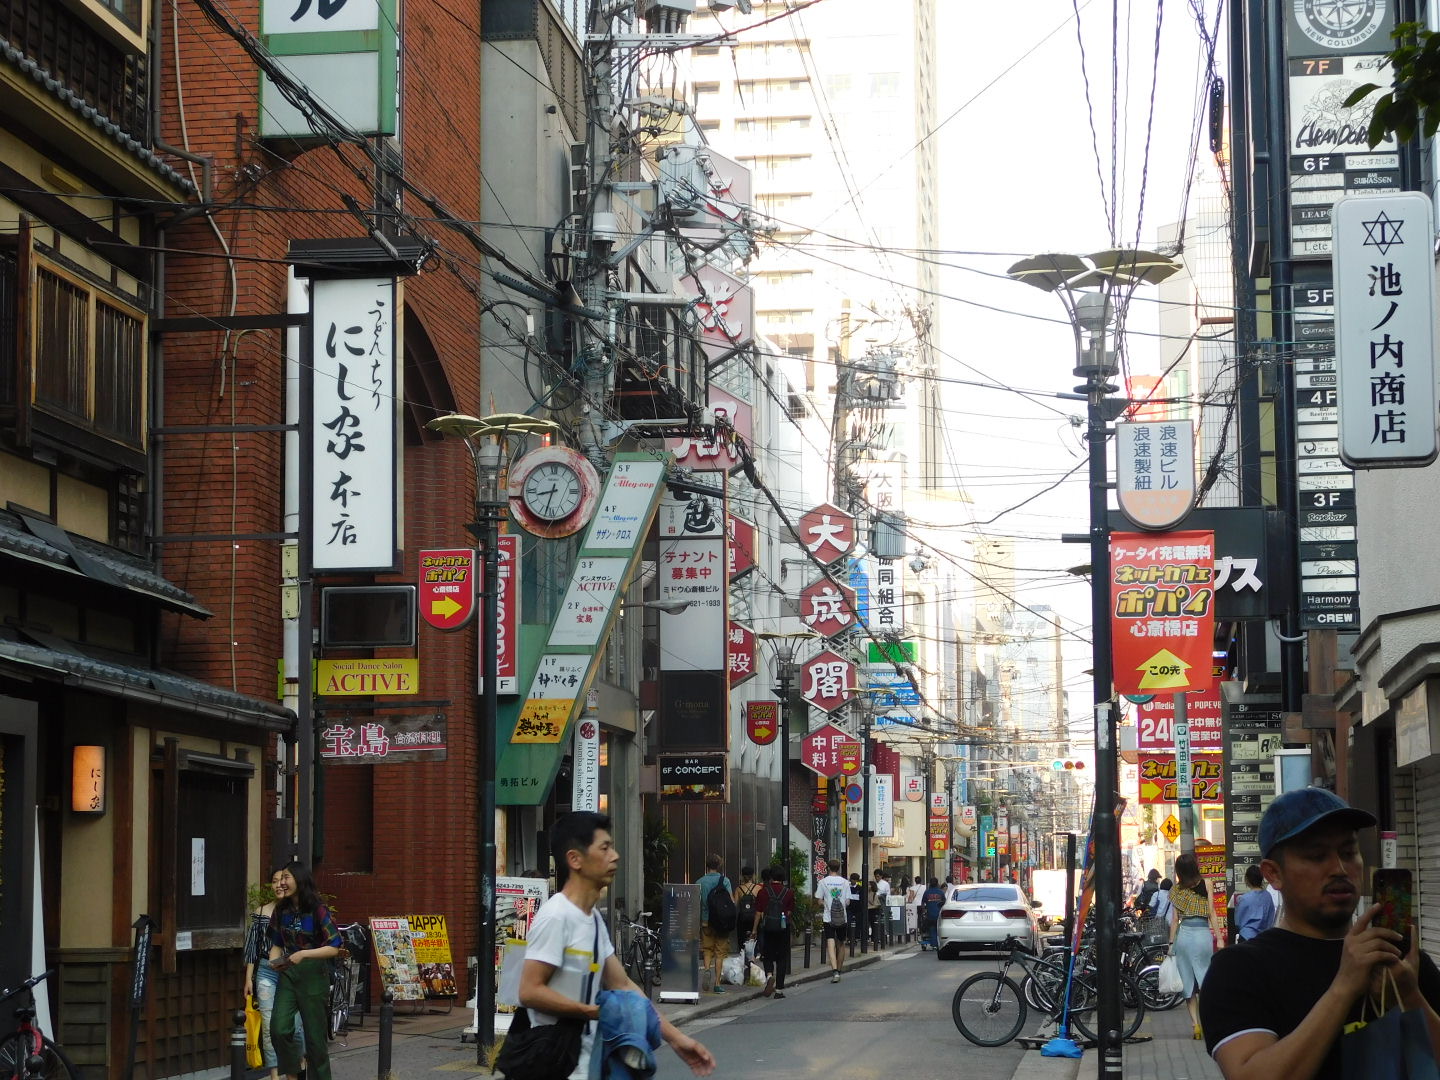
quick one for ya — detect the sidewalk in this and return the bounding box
[1009,1000,1222,1080]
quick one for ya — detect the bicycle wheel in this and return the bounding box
[0,1034,80,1080]
[951,973,1026,1047]
[1023,957,1069,1015]
[1135,964,1182,1011]
[328,964,351,1040]
[1067,975,1145,1042]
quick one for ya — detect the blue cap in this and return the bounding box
[1260,787,1376,858]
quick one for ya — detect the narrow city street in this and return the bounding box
[651,950,1024,1080]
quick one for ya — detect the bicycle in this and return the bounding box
[618,911,662,998]
[951,936,1145,1047]
[0,970,80,1080]
[328,923,369,1040]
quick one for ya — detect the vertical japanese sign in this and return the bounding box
[1110,532,1216,695]
[727,623,757,687]
[310,277,399,572]
[260,0,398,138]
[745,700,778,745]
[659,538,726,669]
[1115,421,1196,531]
[418,549,475,631]
[479,535,520,694]
[571,715,600,812]
[1333,192,1438,468]
[871,561,905,630]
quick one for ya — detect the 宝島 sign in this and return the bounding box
[659,754,728,802]
[745,701,779,746]
[1334,192,1438,468]
[309,277,399,572]
[1137,752,1224,804]
[1115,421,1196,531]
[1111,531,1216,694]
[320,713,446,762]
[418,549,474,631]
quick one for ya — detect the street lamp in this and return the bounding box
[425,412,559,1063]
[756,631,818,896]
[1008,249,1180,1077]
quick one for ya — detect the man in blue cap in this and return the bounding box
[1200,787,1440,1079]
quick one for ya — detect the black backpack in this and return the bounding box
[736,886,758,933]
[762,883,790,932]
[707,878,737,933]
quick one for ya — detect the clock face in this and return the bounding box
[522,462,583,521]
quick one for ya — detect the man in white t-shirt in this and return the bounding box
[519,812,715,1079]
[815,860,852,984]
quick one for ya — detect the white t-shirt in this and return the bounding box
[816,874,851,925]
[875,879,891,901]
[523,893,614,1079]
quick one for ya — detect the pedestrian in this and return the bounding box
[1135,867,1161,913]
[519,811,714,1078]
[921,877,946,952]
[734,865,760,958]
[244,863,307,1080]
[816,860,851,982]
[752,866,792,999]
[265,861,341,1080]
[847,873,863,944]
[1201,789,1440,1079]
[696,854,733,993]
[1167,852,1221,1041]
[871,869,890,946]
[1150,876,1173,921]
[1233,864,1276,941]
[906,875,926,943]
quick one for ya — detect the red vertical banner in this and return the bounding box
[479,535,520,694]
[1110,531,1216,696]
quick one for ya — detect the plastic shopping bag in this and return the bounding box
[244,993,263,1069]
[1157,956,1183,996]
[746,962,766,987]
[742,938,757,963]
[721,954,746,985]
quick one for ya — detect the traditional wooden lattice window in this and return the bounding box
[30,257,147,450]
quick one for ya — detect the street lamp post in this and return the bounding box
[757,632,818,895]
[1007,250,1181,1078]
[426,412,558,1064]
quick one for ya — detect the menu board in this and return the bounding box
[369,917,424,1001]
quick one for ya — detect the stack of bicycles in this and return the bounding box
[328,922,370,1040]
[617,911,662,998]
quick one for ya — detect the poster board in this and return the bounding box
[369,917,425,1001]
[406,914,458,997]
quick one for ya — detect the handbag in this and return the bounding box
[1157,955,1183,996]
[244,993,263,1069]
[1341,969,1440,1080]
[495,913,601,1080]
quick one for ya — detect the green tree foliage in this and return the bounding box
[1344,22,1440,145]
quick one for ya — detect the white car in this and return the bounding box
[935,882,1042,958]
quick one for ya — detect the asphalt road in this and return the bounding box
[652,950,1027,1080]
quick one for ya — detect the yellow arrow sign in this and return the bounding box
[1161,814,1181,842]
[1141,778,1165,801]
[430,595,463,619]
[1137,648,1193,690]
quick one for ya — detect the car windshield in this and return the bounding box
[952,887,1021,903]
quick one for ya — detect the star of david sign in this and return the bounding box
[1361,211,1404,256]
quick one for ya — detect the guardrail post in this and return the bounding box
[229,1009,247,1080]
[377,990,394,1080]
[802,925,811,970]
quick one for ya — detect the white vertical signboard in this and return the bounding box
[311,277,399,571]
[1334,192,1439,468]
[571,713,601,811]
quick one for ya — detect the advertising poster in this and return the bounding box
[406,914,457,998]
[369,917,424,1001]
[496,877,551,942]
[1110,531,1216,695]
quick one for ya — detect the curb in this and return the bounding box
[662,942,913,1024]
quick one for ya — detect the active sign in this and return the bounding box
[1111,531,1216,694]
[418,549,475,630]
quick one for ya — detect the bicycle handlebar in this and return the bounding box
[0,969,55,1006]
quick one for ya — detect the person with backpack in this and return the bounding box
[752,867,793,999]
[816,860,852,983]
[734,866,761,958]
[697,854,734,993]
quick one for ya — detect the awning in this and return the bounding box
[0,509,211,618]
[0,637,294,732]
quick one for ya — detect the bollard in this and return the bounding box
[377,990,394,1080]
[802,925,811,970]
[230,1009,248,1080]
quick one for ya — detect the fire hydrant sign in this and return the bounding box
[418,548,475,630]
[1110,531,1215,695]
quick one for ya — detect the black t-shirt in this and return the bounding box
[1200,928,1440,1080]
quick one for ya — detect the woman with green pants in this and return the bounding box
[267,862,342,1080]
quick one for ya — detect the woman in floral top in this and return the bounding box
[266,862,341,1080]
[243,863,306,1079]
[1168,851,1222,1041]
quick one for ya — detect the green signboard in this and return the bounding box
[867,640,916,665]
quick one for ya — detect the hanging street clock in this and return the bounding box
[507,446,601,538]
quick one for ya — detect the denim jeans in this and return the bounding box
[254,966,305,1071]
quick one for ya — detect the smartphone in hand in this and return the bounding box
[1373,867,1413,955]
[270,957,293,971]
